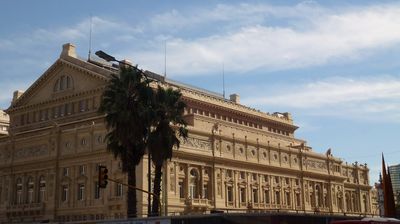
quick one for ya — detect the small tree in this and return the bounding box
[148,86,188,216]
[99,66,154,218]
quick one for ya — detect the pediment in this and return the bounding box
[9,57,114,110]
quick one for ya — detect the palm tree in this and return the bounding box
[148,86,188,216]
[99,66,154,218]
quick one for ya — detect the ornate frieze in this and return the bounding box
[0,148,11,162]
[182,137,211,151]
[14,144,48,160]
[305,159,327,170]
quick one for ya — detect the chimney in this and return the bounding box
[60,43,77,58]
[12,90,24,104]
[283,112,293,121]
[230,94,240,104]
[119,59,133,69]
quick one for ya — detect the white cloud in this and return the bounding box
[133,3,400,76]
[149,2,324,30]
[241,76,400,122]
[244,77,400,108]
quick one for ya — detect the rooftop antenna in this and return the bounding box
[88,15,93,60]
[164,40,167,79]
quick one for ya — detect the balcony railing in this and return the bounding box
[185,198,212,208]
[6,202,45,216]
[7,202,44,211]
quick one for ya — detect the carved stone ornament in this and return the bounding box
[182,137,211,151]
[14,144,49,160]
[306,159,327,170]
[0,149,11,162]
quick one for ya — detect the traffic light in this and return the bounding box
[98,165,108,188]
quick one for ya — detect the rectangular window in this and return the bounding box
[178,181,184,198]
[227,186,233,202]
[20,114,25,125]
[265,190,270,203]
[79,100,86,112]
[33,111,37,122]
[73,102,76,114]
[63,168,69,176]
[94,181,100,199]
[203,184,208,199]
[296,193,301,207]
[240,188,246,203]
[79,165,85,175]
[276,191,281,205]
[44,109,49,120]
[78,184,85,200]
[286,192,291,205]
[253,189,258,203]
[53,107,58,118]
[26,113,30,124]
[116,183,123,197]
[85,99,90,111]
[62,185,68,202]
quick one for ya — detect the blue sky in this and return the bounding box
[1,0,400,183]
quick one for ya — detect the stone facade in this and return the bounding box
[0,43,375,223]
[0,110,9,136]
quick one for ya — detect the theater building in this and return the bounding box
[0,43,374,223]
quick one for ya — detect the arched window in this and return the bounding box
[189,169,199,199]
[27,177,34,203]
[54,75,73,92]
[16,178,23,204]
[38,176,46,203]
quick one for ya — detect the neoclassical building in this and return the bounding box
[0,43,375,223]
[0,110,9,137]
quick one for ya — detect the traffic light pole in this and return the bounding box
[106,177,162,217]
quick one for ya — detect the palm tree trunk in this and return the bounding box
[151,163,163,216]
[127,166,137,218]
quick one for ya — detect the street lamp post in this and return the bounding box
[96,50,154,216]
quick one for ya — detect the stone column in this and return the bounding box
[185,164,190,199]
[234,171,239,208]
[200,166,204,199]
